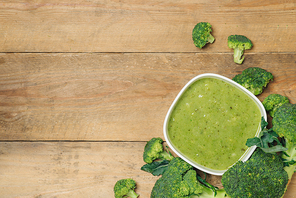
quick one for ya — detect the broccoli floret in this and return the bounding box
[192,22,215,49]
[151,157,228,198]
[232,67,273,95]
[272,103,296,182]
[272,103,296,127]
[228,35,253,64]
[143,137,174,164]
[114,178,139,198]
[221,149,289,198]
[262,94,290,117]
[150,157,198,198]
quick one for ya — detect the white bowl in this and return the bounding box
[163,73,267,176]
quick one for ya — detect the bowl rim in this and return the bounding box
[163,73,267,176]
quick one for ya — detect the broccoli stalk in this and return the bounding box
[143,137,174,164]
[114,178,139,198]
[283,140,296,180]
[233,47,244,64]
[191,188,228,198]
[192,22,215,49]
[228,35,253,64]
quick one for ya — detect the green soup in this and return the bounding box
[168,77,261,170]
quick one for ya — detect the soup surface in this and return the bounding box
[168,77,261,170]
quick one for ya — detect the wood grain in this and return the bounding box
[0,0,295,197]
[0,142,158,198]
[0,53,295,141]
[0,142,295,198]
[0,0,295,53]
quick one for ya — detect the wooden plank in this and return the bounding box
[0,53,295,141]
[0,142,157,197]
[0,142,295,197]
[0,0,295,53]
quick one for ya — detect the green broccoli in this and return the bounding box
[143,137,174,164]
[232,67,273,95]
[272,103,296,127]
[221,149,289,198]
[272,103,296,183]
[245,103,296,197]
[192,22,215,49]
[150,157,229,198]
[228,35,253,64]
[114,178,139,198]
[262,94,290,117]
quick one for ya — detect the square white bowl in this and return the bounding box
[163,73,267,176]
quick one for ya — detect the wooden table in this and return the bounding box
[0,1,295,197]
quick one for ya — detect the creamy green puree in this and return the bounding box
[168,77,261,170]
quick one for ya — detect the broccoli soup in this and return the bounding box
[167,77,261,170]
